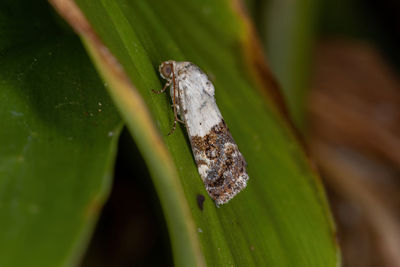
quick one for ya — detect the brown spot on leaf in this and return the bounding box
[197,194,206,211]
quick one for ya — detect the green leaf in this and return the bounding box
[0,1,122,266]
[52,0,339,266]
[255,0,319,129]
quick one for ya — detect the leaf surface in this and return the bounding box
[0,1,122,266]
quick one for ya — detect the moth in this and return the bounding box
[153,60,249,205]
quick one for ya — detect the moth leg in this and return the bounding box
[167,104,185,136]
[167,108,184,136]
[171,103,182,117]
[167,120,178,136]
[176,116,184,124]
[152,80,171,94]
[174,104,184,124]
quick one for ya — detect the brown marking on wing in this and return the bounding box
[190,120,249,204]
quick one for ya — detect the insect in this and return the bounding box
[153,60,249,205]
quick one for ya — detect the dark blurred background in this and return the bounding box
[255,0,400,266]
[81,0,400,266]
[81,129,173,267]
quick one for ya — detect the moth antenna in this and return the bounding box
[167,64,182,135]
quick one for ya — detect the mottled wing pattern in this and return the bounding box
[190,120,249,205]
[160,61,249,205]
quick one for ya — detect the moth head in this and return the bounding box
[159,61,174,80]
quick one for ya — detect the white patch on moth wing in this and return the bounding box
[195,153,211,181]
[195,153,210,165]
[174,62,222,137]
[225,142,239,158]
[198,164,209,180]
